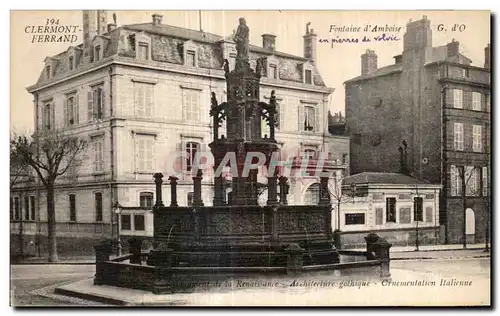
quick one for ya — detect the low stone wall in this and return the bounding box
[93,233,392,294]
[340,227,440,249]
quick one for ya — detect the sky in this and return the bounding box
[10,10,491,135]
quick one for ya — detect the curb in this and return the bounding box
[11,261,95,265]
[392,254,491,261]
[54,287,129,306]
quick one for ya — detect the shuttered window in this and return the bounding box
[134,82,154,118]
[136,135,155,172]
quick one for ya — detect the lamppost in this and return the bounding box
[414,184,420,252]
[113,201,122,256]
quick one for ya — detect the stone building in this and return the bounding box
[339,171,441,248]
[344,16,491,244]
[11,11,349,256]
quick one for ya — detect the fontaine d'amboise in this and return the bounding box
[92,18,392,295]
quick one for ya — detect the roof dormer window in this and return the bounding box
[138,42,149,60]
[183,40,198,67]
[265,55,279,80]
[134,33,152,61]
[302,62,314,85]
[68,55,74,71]
[45,65,51,79]
[305,69,312,84]
[94,45,101,62]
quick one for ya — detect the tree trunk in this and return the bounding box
[46,183,58,262]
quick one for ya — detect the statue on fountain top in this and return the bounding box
[234,18,249,61]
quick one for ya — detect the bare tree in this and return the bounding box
[457,165,482,249]
[11,131,87,262]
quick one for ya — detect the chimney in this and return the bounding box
[447,39,459,57]
[83,10,97,60]
[403,15,432,51]
[484,43,490,69]
[152,14,163,26]
[97,10,107,35]
[303,23,317,63]
[361,49,378,75]
[262,34,276,50]
[107,23,117,33]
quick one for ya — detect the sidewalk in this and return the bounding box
[346,243,491,261]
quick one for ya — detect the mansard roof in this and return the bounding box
[30,20,327,90]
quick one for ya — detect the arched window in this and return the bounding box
[186,142,200,171]
[139,192,154,208]
[304,183,320,205]
[465,208,475,235]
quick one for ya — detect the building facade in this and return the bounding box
[11,11,349,257]
[339,172,441,248]
[344,16,491,244]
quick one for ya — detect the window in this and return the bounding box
[88,85,104,121]
[345,213,365,225]
[386,197,396,223]
[46,65,51,78]
[138,42,149,60]
[183,90,200,122]
[453,89,463,109]
[425,207,433,223]
[10,197,13,220]
[136,135,155,172]
[43,103,52,130]
[413,197,423,221]
[186,50,196,67]
[187,192,194,207]
[69,194,76,221]
[94,45,101,62]
[472,92,481,111]
[30,196,35,221]
[121,214,131,230]
[465,166,480,196]
[66,94,78,126]
[399,207,411,224]
[140,192,154,208]
[24,196,29,221]
[304,183,320,205]
[13,197,20,220]
[486,94,490,112]
[269,64,277,79]
[186,142,200,171]
[305,69,312,84]
[342,154,348,165]
[134,82,154,118]
[375,208,383,225]
[450,165,462,196]
[95,192,103,222]
[69,56,74,71]
[92,136,104,173]
[134,215,145,231]
[453,122,464,151]
[302,149,316,159]
[473,125,482,152]
[302,106,317,132]
[482,167,488,196]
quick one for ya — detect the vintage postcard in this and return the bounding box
[10,10,491,307]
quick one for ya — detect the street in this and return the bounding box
[10,256,491,306]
